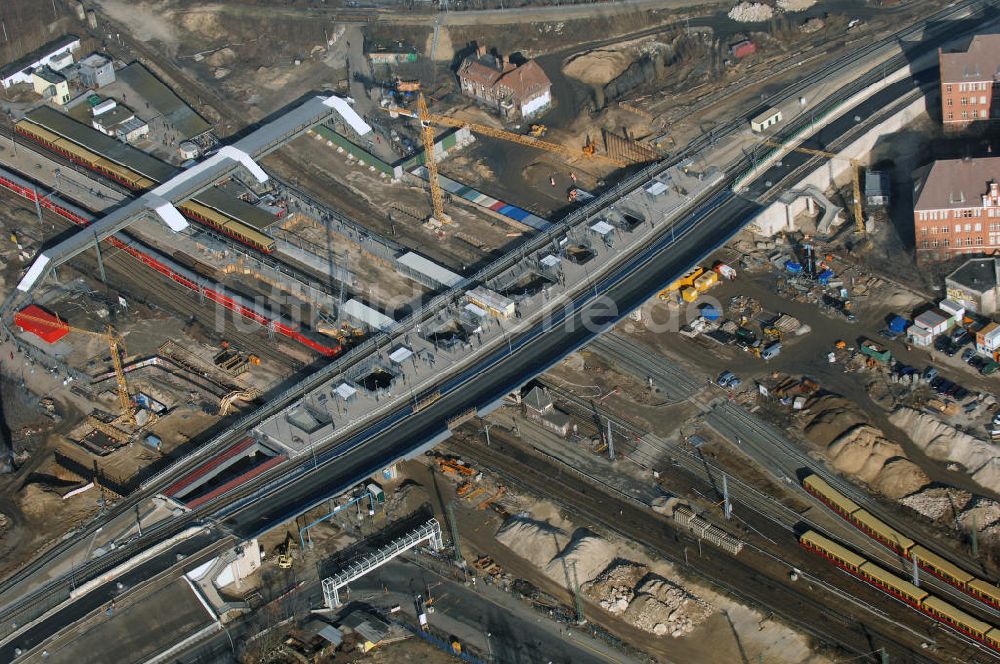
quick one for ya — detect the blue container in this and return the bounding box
[817,269,834,284]
[888,315,907,333]
[785,261,803,274]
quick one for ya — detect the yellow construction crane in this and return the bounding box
[761,139,865,234]
[416,93,450,224]
[15,312,135,425]
[387,94,632,222]
[395,101,630,168]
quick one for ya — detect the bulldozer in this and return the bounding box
[528,124,547,137]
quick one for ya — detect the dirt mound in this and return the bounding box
[543,529,617,586]
[563,49,634,86]
[890,408,1000,492]
[802,397,929,499]
[178,10,226,40]
[901,487,973,521]
[496,515,568,567]
[802,395,866,447]
[206,47,237,67]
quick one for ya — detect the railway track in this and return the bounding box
[447,432,952,663]
[540,378,1000,631]
[0,0,992,642]
[588,332,699,401]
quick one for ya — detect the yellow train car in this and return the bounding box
[922,595,993,640]
[15,120,63,147]
[180,201,276,253]
[799,530,865,571]
[968,578,1000,609]
[851,509,914,555]
[802,474,861,518]
[983,627,1000,651]
[910,545,974,587]
[858,562,928,606]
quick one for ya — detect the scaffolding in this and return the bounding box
[322,518,443,607]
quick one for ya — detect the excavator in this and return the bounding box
[275,532,297,569]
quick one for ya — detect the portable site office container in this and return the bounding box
[751,108,782,132]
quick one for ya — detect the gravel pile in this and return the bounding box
[900,487,972,521]
[584,561,712,637]
[583,561,646,615]
[958,497,1000,543]
[728,2,775,22]
[625,575,713,637]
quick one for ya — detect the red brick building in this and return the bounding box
[939,34,1000,128]
[457,48,552,120]
[913,156,1000,261]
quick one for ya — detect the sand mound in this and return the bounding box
[729,2,774,22]
[777,0,816,10]
[890,408,1000,492]
[496,515,568,568]
[827,424,903,483]
[901,487,973,521]
[563,49,634,85]
[206,47,237,67]
[873,458,930,500]
[543,529,617,587]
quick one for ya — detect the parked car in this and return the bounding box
[954,386,971,401]
[717,371,736,388]
[953,330,973,347]
[962,348,976,363]
[970,356,988,371]
[951,327,970,343]
[983,361,1000,375]
[923,367,939,382]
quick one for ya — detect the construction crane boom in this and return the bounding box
[761,139,865,234]
[390,103,631,168]
[416,93,449,224]
[15,312,136,425]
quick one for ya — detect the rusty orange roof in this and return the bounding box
[496,60,551,101]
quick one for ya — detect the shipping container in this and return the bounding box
[730,40,757,59]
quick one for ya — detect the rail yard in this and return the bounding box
[1,1,1000,663]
